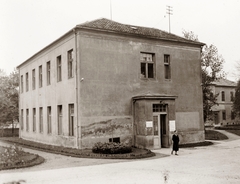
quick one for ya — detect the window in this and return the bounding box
[153,116,158,135]
[39,65,43,88]
[230,91,234,102]
[222,111,226,120]
[140,53,154,79]
[21,109,24,130]
[231,111,235,120]
[57,56,62,82]
[47,61,51,85]
[26,73,29,92]
[69,104,74,136]
[33,108,36,132]
[109,137,120,143]
[26,109,29,131]
[221,91,225,101]
[47,106,52,134]
[21,75,23,93]
[164,55,171,79]
[58,105,63,135]
[39,107,43,133]
[153,104,167,112]
[68,49,74,78]
[32,69,36,90]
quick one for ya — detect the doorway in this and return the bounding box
[153,113,168,148]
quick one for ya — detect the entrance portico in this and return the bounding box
[132,94,177,149]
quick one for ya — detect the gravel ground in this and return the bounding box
[0,130,240,184]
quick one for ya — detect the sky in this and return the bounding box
[1,0,240,81]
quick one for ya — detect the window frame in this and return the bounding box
[21,75,23,93]
[69,104,74,136]
[221,91,225,101]
[46,61,51,85]
[33,108,36,132]
[32,69,36,90]
[58,105,63,135]
[164,54,171,80]
[39,107,43,133]
[140,52,155,79]
[39,65,43,88]
[47,106,52,134]
[26,73,29,92]
[57,55,62,82]
[26,109,29,131]
[68,49,74,79]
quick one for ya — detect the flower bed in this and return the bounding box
[1,137,156,159]
[0,144,44,171]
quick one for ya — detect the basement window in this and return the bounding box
[109,137,120,143]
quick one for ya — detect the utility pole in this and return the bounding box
[166,5,173,33]
[110,0,112,20]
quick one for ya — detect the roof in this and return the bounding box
[211,78,237,87]
[17,18,204,69]
[77,18,205,46]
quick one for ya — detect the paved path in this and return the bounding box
[1,131,240,184]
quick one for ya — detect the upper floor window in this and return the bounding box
[230,91,234,102]
[32,69,36,90]
[20,75,23,93]
[26,73,29,92]
[47,61,51,85]
[140,53,154,79]
[68,49,74,78]
[57,55,62,82]
[164,55,171,79]
[221,91,225,101]
[39,65,43,88]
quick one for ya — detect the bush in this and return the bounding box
[92,142,132,154]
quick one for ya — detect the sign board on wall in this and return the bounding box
[146,121,153,127]
[169,120,176,131]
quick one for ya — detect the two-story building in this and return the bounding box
[17,18,205,149]
[210,78,237,126]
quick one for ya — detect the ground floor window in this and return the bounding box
[58,105,63,135]
[33,108,36,132]
[47,106,52,134]
[21,109,24,130]
[69,104,74,136]
[39,107,43,133]
[26,109,29,131]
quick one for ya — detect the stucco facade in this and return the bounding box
[209,79,238,126]
[18,18,205,149]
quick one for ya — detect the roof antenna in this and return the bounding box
[110,0,112,20]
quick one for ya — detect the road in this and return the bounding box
[0,130,240,184]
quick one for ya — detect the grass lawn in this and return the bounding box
[205,130,228,140]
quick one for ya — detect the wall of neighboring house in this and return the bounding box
[77,30,204,148]
[213,85,236,125]
[19,33,77,148]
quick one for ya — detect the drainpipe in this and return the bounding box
[73,28,80,149]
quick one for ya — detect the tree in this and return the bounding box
[183,30,225,122]
[0,68,19,128]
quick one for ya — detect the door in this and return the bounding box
[160,114,168,148]
[153,115,160,149]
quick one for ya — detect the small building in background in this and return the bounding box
[17,18,205,149]
[210,78,238,126]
